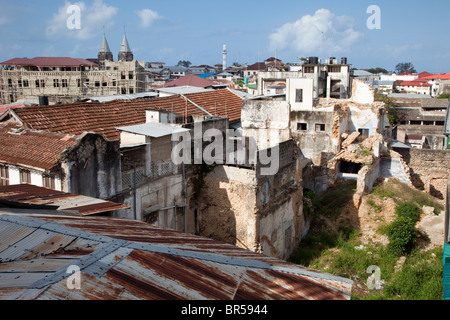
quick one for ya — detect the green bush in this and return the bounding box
[395,201,421,223]
[387,216,417,256]
[437,94,450,100]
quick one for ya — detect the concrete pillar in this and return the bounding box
[313,66,319,99]
[326,76,331,99]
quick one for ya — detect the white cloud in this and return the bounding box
[46,0,118,40]
[269,9,363,55]
[137,9,162,28]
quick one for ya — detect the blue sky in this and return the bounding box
[0,0,449,73]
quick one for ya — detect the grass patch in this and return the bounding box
[383,248,444,300]
[370,179,444,213]
[291,179,445,300]
[367,198,383,213]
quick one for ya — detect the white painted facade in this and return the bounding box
[379,74,418,82]
[286,78,314,111]
[2,165,62,190]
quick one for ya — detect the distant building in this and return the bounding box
[394,98,449,149]
[373,80,395,94]
[0,34,145,105]
[301,57,351,99]
[379,72,418,82]
[160,66,188,81]
[352,70,379,87]
[396,80,432,96]
[243,62,267,79]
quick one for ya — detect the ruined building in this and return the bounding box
[290,78,414,207]
[0,34,145,105]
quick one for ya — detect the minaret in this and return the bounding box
[118,33,134,62]
[98,34,113,70]
[222,44,227,72]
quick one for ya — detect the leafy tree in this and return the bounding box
[375,93,399,125]
[366,67,389,74]
[177,60,192,68]
[395,62,417,74]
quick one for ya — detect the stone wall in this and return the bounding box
[398,148,450,200]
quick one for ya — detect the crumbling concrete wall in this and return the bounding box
[112,173,189,230]
[241,100,291,148]
[351,79,375,105]
[291,107,347,165]
[196,140,304,260]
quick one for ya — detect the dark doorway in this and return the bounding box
[339,161,363,174]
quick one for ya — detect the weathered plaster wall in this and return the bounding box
[291,108,346,165]
[241,100,291,148]
[347,105,382,137]
[198,165,258,248]
[351,79,375,105]
[113,173,190,230]
[196,140,304,260]
[286,78,314,111]
[61,133,121,200]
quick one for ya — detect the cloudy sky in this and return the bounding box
[0,0,449,73]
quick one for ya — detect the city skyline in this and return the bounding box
[0,0,449,73]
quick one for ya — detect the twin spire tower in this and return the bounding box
[98,34,134,70]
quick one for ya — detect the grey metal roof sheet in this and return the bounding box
[0,184,129,216]
[116,123,190,138]
[157,86,212,95]
[353,70,375,76]
[87,92,158,103]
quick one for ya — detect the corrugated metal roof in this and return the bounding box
[157,86,212,95]
[116,123,190,138]
[0,184,129,216]
[0,212,353,300]
[87,92,159,103]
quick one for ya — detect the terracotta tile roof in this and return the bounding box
[246,62,267,71]
[183,89,243,122]
[8,89,243,141]
[0,57,97,67]
[12,100,150,141]
[159,74,218,88]
[0,123,78,170]
[0,102,26,115]
[417,71,433,79]
[424,73,450,80]
[399,81,431,87]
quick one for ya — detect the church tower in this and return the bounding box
[98,34,113,70]
[118,34,134,62]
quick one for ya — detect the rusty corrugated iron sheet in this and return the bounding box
[0,212,353,300]
[0,184,129,216]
